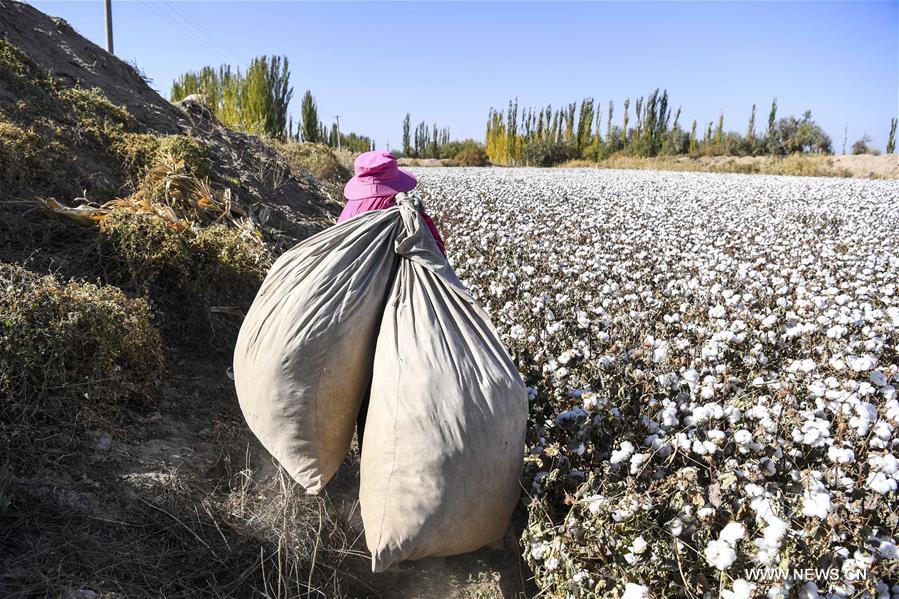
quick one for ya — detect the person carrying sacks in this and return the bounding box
[233,151,527,572]
[338,151,445,449]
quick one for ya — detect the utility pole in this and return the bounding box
[104,0,114,54]
[334,115,342,151]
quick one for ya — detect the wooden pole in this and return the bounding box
[105,0,113,54]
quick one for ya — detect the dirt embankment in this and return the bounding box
[1,3,527,598]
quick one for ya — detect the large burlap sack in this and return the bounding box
[233,208,402,493]
[360,199,528,572]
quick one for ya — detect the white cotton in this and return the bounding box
[873,538,898,559]
[610,441,635,464]
[530,540,550,560]
[630,452,650,474]
[621,583,650,599]
[734,429,753,451]
[698,507,716,520]
[722,579,755,599]
[705,539,737,570]
[827,445,855,465]
[849,355,877,372]
[582,393,608,412]
[709,305,727,318]
[798,582,820,599]
[870,370,888,387]
[802,484,832,519]
[864,472,894,494]
[719,522,746,547]
[630,535,648,555]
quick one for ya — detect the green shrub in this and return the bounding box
[523,141,578,167]
[439,139,485,160]
[0,120,66,184]
[453,147,489,167]
[0,38,51,97]
[0,263,163,407]
[58,86,133,131]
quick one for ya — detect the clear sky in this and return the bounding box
[27,1,899,152]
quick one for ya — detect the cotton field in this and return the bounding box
[412,167,899,598]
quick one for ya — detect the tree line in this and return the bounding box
[485,91,893,166]
[170,57,372,152]
[399,113,451,159]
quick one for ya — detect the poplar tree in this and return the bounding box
[767,98,778,137]
[635,96,644,139]
[576,98,594,152]
[746,103,756,141]
[300,90,320,143]
[402,113,412,156]
[621,98,630,146]
[887,117,897,154]
[606,100,614,145]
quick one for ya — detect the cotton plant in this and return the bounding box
[414,167,899,598]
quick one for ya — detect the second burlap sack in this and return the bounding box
[360,198,528,572]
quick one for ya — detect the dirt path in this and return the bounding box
[5,349,534,598]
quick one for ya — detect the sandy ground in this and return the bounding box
[401,154,898,179]
[694,153,898,178]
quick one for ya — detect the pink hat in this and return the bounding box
[344,151,417,200]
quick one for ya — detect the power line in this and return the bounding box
[160,0,241,65]
[139,0,231,71]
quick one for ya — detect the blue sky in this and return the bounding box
[29,1,899,152]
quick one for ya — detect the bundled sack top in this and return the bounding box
[233,194,527,571]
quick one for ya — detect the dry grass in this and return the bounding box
[270,141,353,201]
[556,153,889,178]
[0,419,360,598]
[0,262,163,413]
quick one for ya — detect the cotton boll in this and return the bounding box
[827,445,855,465]
[871,370,889,387]
[621,583,650,599]
[530,540,550,560]
[865,472,896,494]
[630,535,648,555]
[849,355,877,372]
[798,582,820,599]
[802,481,832,519]
[718,522,746,546]
[581,392,608,412]
[630,453,650,475]
[697,507,715,520]
[722,579,756,599]
[610,441,635,465]
[667,517,684,536]
[705,539,737,570]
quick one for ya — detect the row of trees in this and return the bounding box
[171,58,372,152]
[287,91,372,152]
[170,56,292,138]
[484,91,854,166]
[400,114,451,158]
